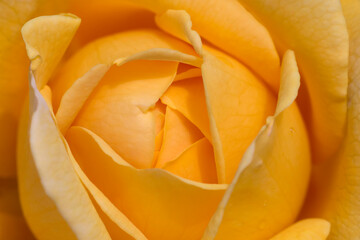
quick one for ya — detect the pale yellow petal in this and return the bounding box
[202,50,310,239]
[301,1,360,239]
[237,0,349,162]
[66,126,227,240]
[0,0,66,177]
[270,219,330,240]
[17,76,110,239]
[126,0,280,90]
[22,14,80,89]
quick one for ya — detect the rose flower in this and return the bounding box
[0,0,359,239]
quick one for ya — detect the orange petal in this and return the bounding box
[202,50,311,239]
[270,219,330,240]
[50,29,197,111]
[237,0,349,162]
[156,106,203,168]
[0,178,34,239]
[68,0,156,46]
[163,138,217,184]
[301,1,360,239]
[127,0,280,90]
[74,60,178,169]
[161,77,212,140]
[0,0,66,177]
[66,126,227,240]
[202,47,276,183]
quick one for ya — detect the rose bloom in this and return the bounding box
[1,0,359,239]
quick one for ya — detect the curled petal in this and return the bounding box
[66,126,227,240]
[202,51,310,239]
[237,0,349,162]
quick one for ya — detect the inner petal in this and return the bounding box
[155,106,203,168]
[163,138,217,184]
[160,77,212,140]
[73,60,178,169]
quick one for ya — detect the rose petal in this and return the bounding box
[0,178,34,239]
[202,51,310,239]
[237,0,349,162]
[66,126,227,240]
[163,138,218,184]
[17,75,110,240]
[202,47,276,183]
[22,14,81,89]
[156,106,204,168]
[269,219,330,240]
[68,0,156,45]
[0,0,66,177]
[18,14,111,239]
[50,29,197,111]
[125,0,280,90]
[301,1,360,239]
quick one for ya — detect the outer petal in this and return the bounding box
[236,0,349,162]
[18,15,111,239]
[202,51,310,240]
[0,178,34,239]
[270,219,330,240]
[17,76,110,239]
[21,14,81,88]
[68,0,156,45]
[66,126,227,240]
[301,1,360,239]
[0,0,67,177]
[126,0,280,90]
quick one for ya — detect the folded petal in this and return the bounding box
[301,1,360,239]
[202,51,310,239]
[50,29,196,111]
[270,219,330,240]
[202,47,276,183]
[66,126,227,240]
[156,106,203,168]
[22,14,81,89]
[237,0,349,162]
[0,0,66,177]
[163,138,218,184]
[18,14,111,239]
[126,0,280,90]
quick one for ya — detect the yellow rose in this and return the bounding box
[0,0,358,239]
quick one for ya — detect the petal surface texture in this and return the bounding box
[202,47,276,183]
[302,0,360,239]
[269,219,330,240]
[18,14,111,240]
[0,0,66,177]
[126,0,280,90]
[202,50,310,240]
[236,0,349,162]
[66,126,227,240]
